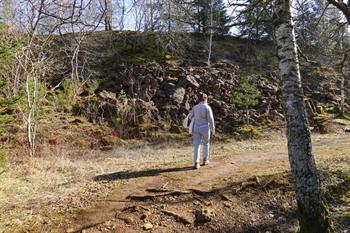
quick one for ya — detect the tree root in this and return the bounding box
[128,190,191,201]
[161,210,193,225]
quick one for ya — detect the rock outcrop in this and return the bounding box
[81,63,284,137]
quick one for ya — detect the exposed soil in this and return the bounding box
[43,133,350,233]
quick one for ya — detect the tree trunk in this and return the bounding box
[104,0,113,31]
[1,0,13,28]
[340,54,347,117]
[207,0,213,66]
[339,31,347,117]
[273,0,334,232]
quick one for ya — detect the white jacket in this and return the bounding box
[182,113,194,134]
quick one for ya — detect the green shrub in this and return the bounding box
[0,26,26,76]
[0,80,18,133]
[0,149,6,174]
[231,77,261,107]
[236,124,262,140]
[48,78,75,112]
[231,77,261,123]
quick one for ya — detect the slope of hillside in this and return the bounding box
[2,31,349,156]
[48,32,349,138]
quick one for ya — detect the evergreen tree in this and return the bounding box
[0,24,20,134]
[0,80,18,134]
[294,0,345,57]
[191,0,232,34]
[235,0,274,40]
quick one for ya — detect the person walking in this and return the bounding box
[187,93,215,169]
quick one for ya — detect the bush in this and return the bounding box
[0,80,18,133]
[231,77,261,123]
[236,124,262,140]
[48,78,75,112]
[0,149,6,174]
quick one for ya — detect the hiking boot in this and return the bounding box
[194,162,200,169]
[202,159,210,166]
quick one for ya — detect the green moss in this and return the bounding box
[312,113,333,134]
[0,149,5,174]
[298,201,334,233]
[94,32,184,72]
[236,124,262,140]
[313,113,332,122]
[323,169,350,205]
[100,135,124,149]
[333,118,350,126]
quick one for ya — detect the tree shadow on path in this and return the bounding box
[94,166,194,182]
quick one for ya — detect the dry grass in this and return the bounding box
[0,132,348,232]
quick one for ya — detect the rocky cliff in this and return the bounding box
[50,32,349,138]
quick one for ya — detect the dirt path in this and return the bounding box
[58,133,350,233]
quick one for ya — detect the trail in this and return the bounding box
[59,133,350,233]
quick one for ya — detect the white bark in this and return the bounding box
[274,0,333,232]
[340,31,346,116]
[104,0,113,30]
[340,72,345,115]
[1,0,13,28]
[207,0,214,66]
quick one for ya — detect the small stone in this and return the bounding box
[66,228,75,233]
[344,126,350,132]
[143,222,153,230]
[223,202,231,208]
[124,216,134,225]
[254,176,261,185]
[140,213,148,220]
[195,208,215,223]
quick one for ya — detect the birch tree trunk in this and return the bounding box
[273,0,334,232]
[339,31,347,117]
[1,0,13,28]
[339,53,347,117]
[104,0,113,30]
[207,0,214,66]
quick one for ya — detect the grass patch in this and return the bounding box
[321,168,350,205]
[166,173,188,181]
[0,149,5,174]
[333,118,350,126]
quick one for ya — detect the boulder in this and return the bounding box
[172,87,186,105]
[178,75,200,88]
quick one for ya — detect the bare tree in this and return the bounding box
[115,0,126,30]
[4,0,106,157]
[273,0,334,232]
[103,0,113,30]
[327,0,350,23]
[0,0,13,28]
